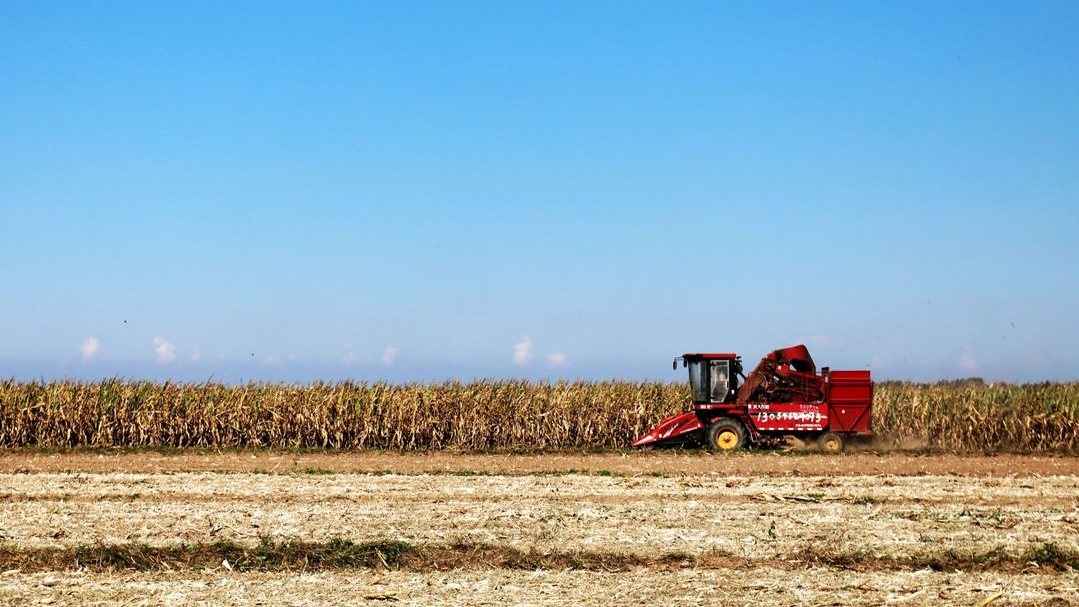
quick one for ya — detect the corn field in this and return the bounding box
[0,379,1076,452]
[872,381,1079,452]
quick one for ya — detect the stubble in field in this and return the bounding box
[0,452,1076,606]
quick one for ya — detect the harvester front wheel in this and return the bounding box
[818,432,844,453]
[707,419,746,452]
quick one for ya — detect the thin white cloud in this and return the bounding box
[546,352,566,368]
[957,347,977,372]
[382,346,397,366]
[513,337,533,366]
[81,337,100,362]
[869,356,888,370]
[153,336,176,364]
[190,346,202,363]
[341,352,359,365]
[263,356,284,366]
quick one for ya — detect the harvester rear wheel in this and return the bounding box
[818,432,844,453]
[707,418,747,452]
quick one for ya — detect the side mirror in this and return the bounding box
[672,359,678,370]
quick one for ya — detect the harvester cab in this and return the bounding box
[633,345,873,451]
[674,354,743,405]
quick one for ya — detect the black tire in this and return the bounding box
[707,418,747,452]
[818,432,844,453]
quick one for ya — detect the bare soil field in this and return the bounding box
[0,451,1076,606]
[3,569,1075,607]
[3,449,1078,477]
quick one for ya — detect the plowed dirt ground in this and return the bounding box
[4,449,1077,476]
[1,451,1076,606]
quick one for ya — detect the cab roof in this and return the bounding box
[681,353,739,359]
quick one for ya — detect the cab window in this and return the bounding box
[709,360,730,402]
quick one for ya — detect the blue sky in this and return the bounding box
[2,1,1077,383]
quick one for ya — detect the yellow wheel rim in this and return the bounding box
[716,430,739,450]
[823,438,840,452]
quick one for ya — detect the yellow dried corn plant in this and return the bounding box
[0,379,1075,452]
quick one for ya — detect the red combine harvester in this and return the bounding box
[632,345,872,451]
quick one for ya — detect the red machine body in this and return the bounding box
[632,345,872,451]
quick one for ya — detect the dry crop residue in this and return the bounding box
[0,452,1076,606]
